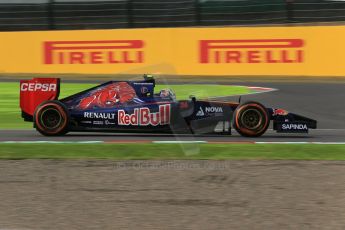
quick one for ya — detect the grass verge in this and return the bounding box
[0,143,344,160]
[0,82,249,129]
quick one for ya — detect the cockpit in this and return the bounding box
[139,74,176,101]
[154,88,176,101]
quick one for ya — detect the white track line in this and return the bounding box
[256,142,345,144]
[256,142,309,144]
[310,142,345,145]
[0,141,345,144]
[152,141,207,144]
[0,141,104,144]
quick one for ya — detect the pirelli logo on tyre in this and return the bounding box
[43,40,144,65]
[199,39,304,64]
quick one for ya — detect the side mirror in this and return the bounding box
[189,95,196,102]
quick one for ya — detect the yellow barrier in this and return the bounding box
[0,26,344,76]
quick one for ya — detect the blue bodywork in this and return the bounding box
[56,77,316,135]
[22,76,317,136]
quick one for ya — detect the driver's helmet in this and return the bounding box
[159,89,175,100]
[159,89,170,97]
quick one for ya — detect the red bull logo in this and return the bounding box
[118,104,171,126]
[199,39,304,64]
[44,40,144,64]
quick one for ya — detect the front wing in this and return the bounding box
[272,112,317,133]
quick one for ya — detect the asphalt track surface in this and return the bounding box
[2,81,344,142]
[1,129,345,143]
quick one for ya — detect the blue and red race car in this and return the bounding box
[20,75,316,137]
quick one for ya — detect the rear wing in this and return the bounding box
[20,78,60,121]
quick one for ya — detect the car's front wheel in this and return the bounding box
[34,101,69,136]
[233,101,269,137]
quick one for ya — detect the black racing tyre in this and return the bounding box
[34,100,69,136]
[233,101,270,137]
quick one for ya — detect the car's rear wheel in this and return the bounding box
[233,101,269,137]
[34,101,69,136]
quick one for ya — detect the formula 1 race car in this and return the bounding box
[20,75,317,137]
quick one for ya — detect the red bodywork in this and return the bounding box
[20,78,60,116]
